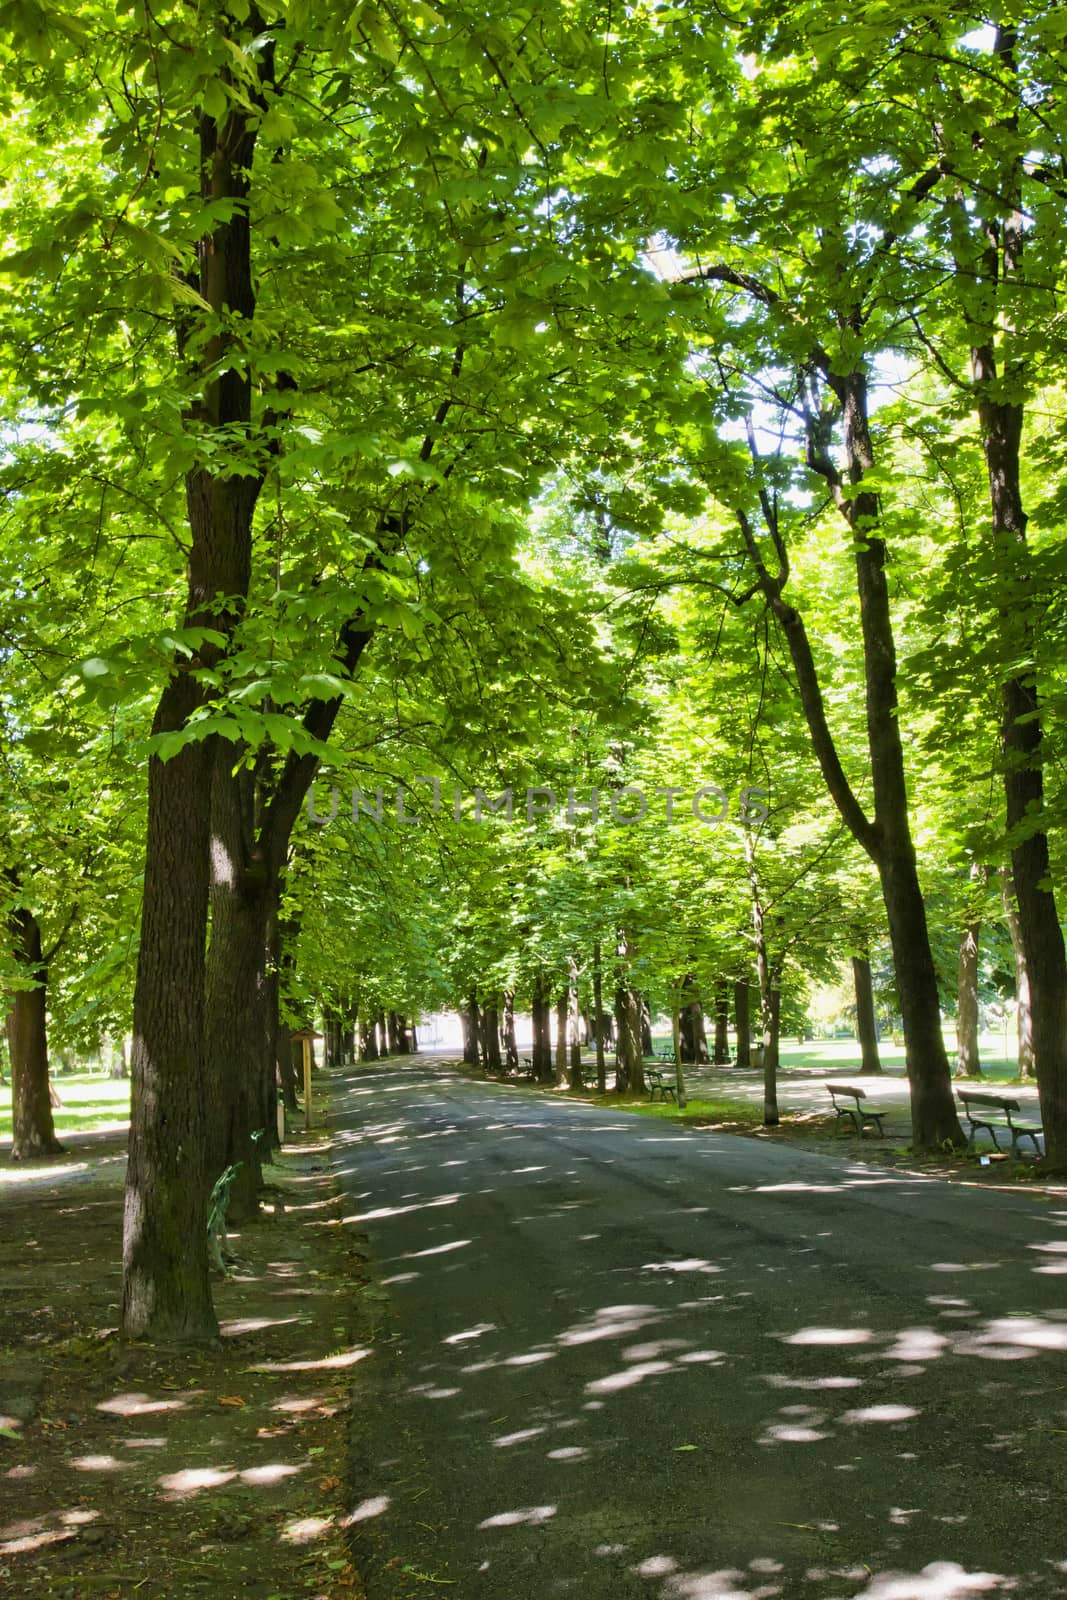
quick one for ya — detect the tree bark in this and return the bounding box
[568,969,583,1089]
[6,905,63,1160]
[123,691,217,1342]
[1000,867,1034,1078]
[502,991,519,1074]
[762,984,781,1127]
[554,989,569,1087]
[733,980,751,1068]
[592,945,607,1094]
[483,1004,502,1073]
[955,925,982,1080]
[852,955,883,1075]
[713,983,730,1064]
[204,754,268,1221]
[531,978,553,1082]
[639,996,654,1059]
[613,985,643,1094]
[679,975,708,1063]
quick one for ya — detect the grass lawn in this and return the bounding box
[0,1072,131,1142]
[650,1031,1023,1082]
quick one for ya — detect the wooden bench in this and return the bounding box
[826,1082,887,1137]
[958,1090,1043,1156]
[644,1066,677,1102]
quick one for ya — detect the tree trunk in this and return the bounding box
[376,1009,388,1057]
[679,975,707,1063]
[460,1003,476,1066]
[639,997,654,1059]
[568,970,583,1089]
[671,999,687,1108]
[532,978,553,1082]
[852,955,883,1075]
[203,754,271,1222]
[467,995,481,1071]
[502,991,519,1074]
[6,905,63,1160]
[713,983,730,1064]
[746,842,779,1127]
[762,983,781,1126]
[109,1035,131,1081]
[734,980,751,1068]
[1000,867,1034,1079]
[955,924,982,1080]
[554,989,569,1087]
[123,694,217,1342]
[360,1021,379,1062]
[483,1004,502,1073]
[271,907,299,1112]
[592,946,607,1094]
[613,986,643,1094]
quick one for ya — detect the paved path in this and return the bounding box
[333,1062,1067,1600]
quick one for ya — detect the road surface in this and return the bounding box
[333,1062,1067,1599]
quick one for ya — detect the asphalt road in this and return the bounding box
[333,1063,1067,1600]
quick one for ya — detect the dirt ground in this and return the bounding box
[0,1116,370,1600]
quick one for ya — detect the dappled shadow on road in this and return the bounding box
[334,1062,1067,1599]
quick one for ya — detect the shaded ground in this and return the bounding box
[337,1058,1067,1600]
[0,1117,364,1600]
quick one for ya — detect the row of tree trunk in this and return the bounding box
[358,1011,417,1061]
[458,970,774,1097]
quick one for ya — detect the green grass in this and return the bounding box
[0,1072,131,1141]
[625,1095,766,1128]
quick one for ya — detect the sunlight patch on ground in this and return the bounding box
[840,1405,920,1424]
[850,1562,1009,1597]
[158,1466,237,1496]
[444,1321,496,1344]
[240,1462,303,1486]
[282,1514,334,1543]
[558,1302,663,1347]
[249,1347,368,1373]
[492,1426,546,1448]
[219,1315,307,1336]
[478,1504,556,1529]
[586,1358,674,1394]
[405,1238,471,1258]
[780,1327,872,1346]
[343,1495,391,1525]
[97,1393,187,1417]
[341,1193,461,1224]
[955,1315,1067,1358]
[642,1258,722,1275]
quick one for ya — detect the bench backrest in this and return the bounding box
[826,1083,866,1100]
[959,1090,1020,1112]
